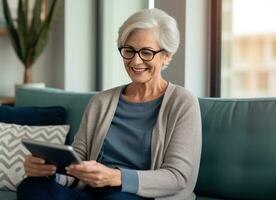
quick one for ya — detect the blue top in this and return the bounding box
[97,93,163,193]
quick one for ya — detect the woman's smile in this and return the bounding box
[130,66,149,74]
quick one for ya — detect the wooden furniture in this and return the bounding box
[0,96,15,105]
[0,28,8,36]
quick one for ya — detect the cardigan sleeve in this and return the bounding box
[72,97,95,161]
[120,168,139,193]
[136,95,202,198]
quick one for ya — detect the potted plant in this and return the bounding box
[2,0,58,84]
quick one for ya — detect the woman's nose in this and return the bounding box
[130,53,144,65]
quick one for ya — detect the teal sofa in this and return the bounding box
[1,87,276,199]
[195,98,276,200]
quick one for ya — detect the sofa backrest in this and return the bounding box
[195,97,276,199]
[15,87,96,144]
[16,88,276,198]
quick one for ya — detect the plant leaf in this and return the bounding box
[3,0,59,68]
[31,0,58,63]
[29,0,42,45]
[17,0,28,63]
[2,0,23,61]
[27,0,42,66]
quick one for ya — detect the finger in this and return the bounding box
[25,166,56,177]
[69,160,97,169]
[69,169,101,182]
[66,167,93,179]
[25,155,45,164]
[25,168,55,176]
[24,161,56,171]
[67,171,98,186]
[66,168,84,177]
[24,155,56,169]
[66,169,107,188]
[26,169,55,177]
[25,165,56,177]
[24,162,56,177]
[69,163,99,173]
[82,160,97,165]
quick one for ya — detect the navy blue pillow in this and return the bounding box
[0,106,67,125]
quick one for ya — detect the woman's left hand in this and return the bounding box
[66,161,121,188]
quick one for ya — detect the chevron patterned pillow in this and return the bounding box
[0,122,70,191]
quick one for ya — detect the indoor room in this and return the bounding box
[0,0,275,199]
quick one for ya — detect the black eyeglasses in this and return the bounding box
[118,46,165,61]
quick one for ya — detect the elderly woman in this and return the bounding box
[17,8,202,200]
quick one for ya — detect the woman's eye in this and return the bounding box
[123,49,135,56]
[141,50,152,56]
[125,50,134,53]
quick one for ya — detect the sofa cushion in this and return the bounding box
[196,197,226,200]
[195,98,276,199]
[0,105,66,125]
[15,87,96,144]
[0,122,70,191]
[0,191,16,200]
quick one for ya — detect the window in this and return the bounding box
[212,0,276,97]
[272,41,276,59]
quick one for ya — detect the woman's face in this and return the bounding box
[121,30,171,84]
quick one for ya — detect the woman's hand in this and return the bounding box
[24,155,56,177]
[66,161,121,188]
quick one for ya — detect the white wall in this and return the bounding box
[0,36,24,96]
[50,0,65,89]
[155,0,186,87]
[100,0,148,90]
[64,0,96,91]
[185,0,210,97]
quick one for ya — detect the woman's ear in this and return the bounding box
[163,52,173,65]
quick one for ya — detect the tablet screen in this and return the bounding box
[22,139,81,175]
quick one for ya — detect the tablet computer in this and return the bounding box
[21,138,82,175]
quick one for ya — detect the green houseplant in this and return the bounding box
[2,0,58,84]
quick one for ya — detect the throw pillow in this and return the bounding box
[0,106,67,125]
[0,122,70,191]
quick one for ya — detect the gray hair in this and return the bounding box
[117,8,180,68]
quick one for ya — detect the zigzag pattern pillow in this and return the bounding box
[0,122,70,191]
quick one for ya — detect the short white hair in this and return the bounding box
[118,8,180,56]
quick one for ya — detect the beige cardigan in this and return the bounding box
[72,82,202,200]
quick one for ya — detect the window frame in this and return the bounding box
[210,0,222,97]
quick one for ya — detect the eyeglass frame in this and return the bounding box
[118,46,166,61]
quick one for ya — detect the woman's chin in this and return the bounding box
[130,77,151,84]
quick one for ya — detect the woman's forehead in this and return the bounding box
[125,30,160,49]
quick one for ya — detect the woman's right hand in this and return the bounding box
[24,155,57,177]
